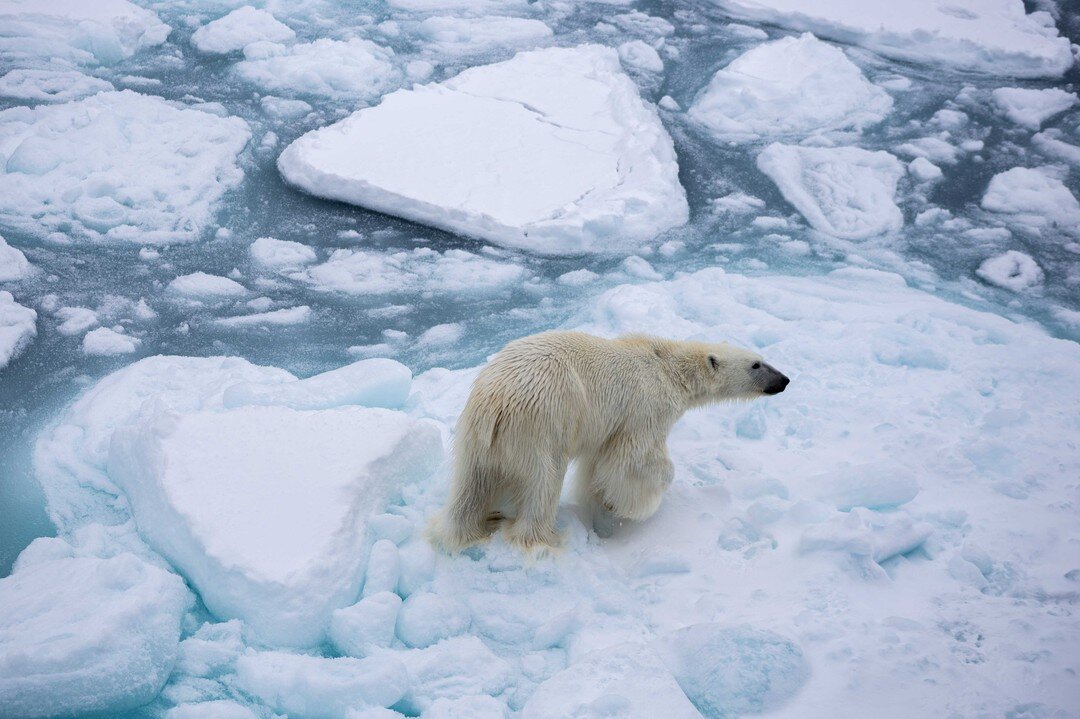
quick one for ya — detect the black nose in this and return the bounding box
[764,374,790,395]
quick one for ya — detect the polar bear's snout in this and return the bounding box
[754,362,790,395]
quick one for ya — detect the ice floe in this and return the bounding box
[413,16,552,57]
[82,326,139,356]
[0,91,250,244]
[0,0,170,67]
[0,69,113,103]
[976,250,1044,292]
[706,0,1074,77]
[981,166,1080,234]
[248,236,317,270]
[0,551,192,718]
[756,144,904,239]
[167,272,248,303]
[213,305,312,329]
[235,39,399,102]
[191,7,295,55]
[688,33,893,143]
[0,290,35,370]
[0,234,31,281]
[279,45,687,254]
[991,87,1077,130]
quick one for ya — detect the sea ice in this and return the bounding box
[756,144,904,239]
[522,642,703,719]
[980,167,1080,233]
[191,7,295,55]
[166,272,248,303]
[108,404,443,646]
[330,591,403,656]
[0,91,250,244]
[976,250,1044,292]
[278,45,688,255]
[0,552,192,719]
[617,40,664,74]
[705,0,1073,77]
[0,0,170,67]
[396,592,471,648]
[991,87,1077,130]
[383,636,513,714]
[0,234,31,281]
[0,290,35,370]
[82,326,139,356]
[688,33,892,143]
[213,306,311,328]
[222,357,412,410]
[248,236,317,270]
[165,701,259,719]
[235,39,399,101]
[413,16,552,57]
[0,69,114,103]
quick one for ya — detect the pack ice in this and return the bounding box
[278,45,688,255]
[689,33,893,143]
[0,290,35,370]
[706,0,1073,78]
[0,91,250,244]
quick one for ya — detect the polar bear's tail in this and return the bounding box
[427,435,503,552]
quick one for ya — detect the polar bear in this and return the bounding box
[429,331,789,552]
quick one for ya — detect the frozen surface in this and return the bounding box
[0,234,31,281]
[991,87,1077,129]
[0,69,113,103]
[0,290,35,370]
[279,45,688,255]
[976,250,1044,292]
[108,404,442,646]
[0,0,169,67]
[756,144,904,239]
[0,551,191,718]
[980,167,1080,234]
[167,273,248,302]
[706,0,1074,77]
[0,91,250,244]
[689,34,892,143]
[249,237,317,270]
[82,326,139,356]
[191,7,295,55]
[414,16,552,57]
[235,39,399,101]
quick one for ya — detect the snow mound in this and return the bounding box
[249,236,316,270]
[0,91,250,244]
[222,357,412,411]
[0,552,192,719]
[991,87,1077,130]
[108,404,442,646]
[299,248,529,296]
[235,38,399,101]
[167,272,248,302]
[278,45,688,255]
[191,7,295,55]
[0,69,114,103]
[522,642,704,719]
[976,250,1044,292]
[657,625,809,718]
[706,0,1073,78]
[414,16,552,57]
[980,167,1080,233]
[0,0,170,67]
[383,636,513,714]
[0,234,32,281]
[0,290,35,370]
[688,33,892,143]
[330,591,402,657]
[756,144,904,239]
[82,327,139,356]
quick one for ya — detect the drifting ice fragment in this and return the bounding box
[279,45,687,255]
[191,7,295,55]
[0,235,32,281]
[689,33,892,143]
[976,251,1044,292]
[108,404,442,646]
[81,327,139,356]
[0,69,113,103]
[235,38,399,101]
[981,167,1080,234]
[0,290,35,370]
[991,87,1077,130]
[757,144,904,239]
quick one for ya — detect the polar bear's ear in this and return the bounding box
[708,354,720,370]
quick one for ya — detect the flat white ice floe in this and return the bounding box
[991,87,1077,130]
[0,234,32,281]
[191,7,295,55]
[0,0,170,67]
[981,166,1080,234]
[166,272,248,303]
[81,326,139,356]
[248,236,317,270]
[0,551,192,719]
[0,91,250,244]
[0,69,114,103]
[976,250,1044,292]
[705,0,1073,78]
[279,45,688,255]
[413,15,553,57]
[756,144,904,239]
[235,38,399,101]
[0,290,35,370]
[688,33,893,143]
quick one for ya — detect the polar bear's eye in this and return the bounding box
[708,355,719,370]
[752,362,761,370]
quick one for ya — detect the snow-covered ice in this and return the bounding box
[976,250,1044,292]
[235,39,399,102]
[191,7,295,55]
[705,0,1074,77]
[0,91,250,244]
[82,326,139,356]
[0,234,31,281]
[756,144,904,239]
[991,87,1077,130]
[413,16,552,57]
[981,166,1080,234]
[688,33,893,143]
[279,45,688,255]
[248,236,317,270]
[0,0,169,67]
[0,290,35,370]
[0,69,113,103]
[167,273,248,303]
[0,551,192,718]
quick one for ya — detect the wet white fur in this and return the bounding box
[429,331,771,553]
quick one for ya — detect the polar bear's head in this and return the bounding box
[676,341,789,405]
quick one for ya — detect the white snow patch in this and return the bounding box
[0,290,35,370]
[757,144,904,239]
[278,45,687,255]
[82,327,139,356]
[991,87,1077,130]
[167,272,248,302]
[191,7,295,55]
[248,236,317,270]
[980,166,1080,232]
[235,39,399,101]
[688,33,892,143]
[0,91,250,244]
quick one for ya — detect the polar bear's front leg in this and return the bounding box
[587,436,674,523]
